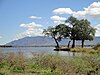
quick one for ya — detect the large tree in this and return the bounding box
[65,16,96,48]
[65,16,79,48]
[43,16,96,48]
[55,24,71,47]
[43,24,71,48]
[75,19,96,48]
[43,26,60,48]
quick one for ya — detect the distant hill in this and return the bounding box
[6,36,100,46]
[6,36,56,46]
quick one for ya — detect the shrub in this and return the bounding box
[0,51,100,75]
[93,43,100,51]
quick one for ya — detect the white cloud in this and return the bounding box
[53,8,73,14]
[53,20,65,25]
[17,22,43,39]
[95,24,100,36]
[73,11,86,18]
[50,16,65,25]
[17,29,43,38]
[29,16,42,19]
[20,22,42,28]
[50,15,66,21]
[73,2,100,18]
[53,2,100,18]
[95,24,100,30]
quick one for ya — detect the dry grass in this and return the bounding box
[70,47,98,53]
[93,44,100,51]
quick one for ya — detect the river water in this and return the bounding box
[0,47,83,57]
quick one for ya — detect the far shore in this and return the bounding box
[0,45,95,48]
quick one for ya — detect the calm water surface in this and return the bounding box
[0,47,83,57]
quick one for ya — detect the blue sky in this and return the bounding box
[0,0,100,45]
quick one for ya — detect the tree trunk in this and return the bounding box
[72,39,75,48]
[53,37,60,48]
[82,39,84,48]
[67,40,71,48]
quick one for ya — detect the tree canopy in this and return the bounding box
[43,26,60,48]
[65,16,79,48]
[74,19,96,47]
[43,16,96,48]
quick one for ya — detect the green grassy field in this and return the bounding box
[0,45,100,75]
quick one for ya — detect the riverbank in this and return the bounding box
[0,51,100,75]
[0,44,95,48]
[54,44,100,53]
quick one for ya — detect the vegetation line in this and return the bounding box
[0,51,100,75]
[0,45,95,48]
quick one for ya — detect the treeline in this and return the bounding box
[43,16,96,48]
[0,45,12,47]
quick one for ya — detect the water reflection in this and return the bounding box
[0,47,85,57]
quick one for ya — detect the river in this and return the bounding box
[0,47,84,57]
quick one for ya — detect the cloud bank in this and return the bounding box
[53,8,73,14]
[53,2,100,18]
[17,22,43,39]
[73,2,100,18]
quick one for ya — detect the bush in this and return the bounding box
[0,51,100,75]
[93,43,100,51]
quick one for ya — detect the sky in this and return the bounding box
[0,0,100,45]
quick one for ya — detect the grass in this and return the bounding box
[70,44,100,53]
[70,47,97,53]
[0,46,100,75]
[93,43,100,51]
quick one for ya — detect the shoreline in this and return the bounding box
[0,45,95,48]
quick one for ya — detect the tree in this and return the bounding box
[55,24,71,47]
[75,19,96,48]
[65,16,79,48]
[65,16,96,48]
[43,24,71,48]
[55,24,71,40]
[43,26,60,48]
[43,16,96,48]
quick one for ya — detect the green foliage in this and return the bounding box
[43,16,96,48]
[0,52,100,75]
[43,24,71,48]
[65,16,96,48]
[43,26,60,48]
[75,19,96,41]
[55,24,71,39]
[40,72,62,75]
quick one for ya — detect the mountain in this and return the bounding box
[6,36,100,46]
[6,36,56,46]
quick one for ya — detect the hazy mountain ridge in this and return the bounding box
[6,36,100,46]
[6,36,56,46]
